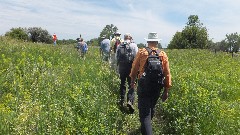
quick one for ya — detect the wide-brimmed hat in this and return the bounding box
[124,33,131,38]
[114,32,121,35]
[144,32,161,42]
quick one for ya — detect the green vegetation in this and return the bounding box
[0,37,239,134]
[0,37,139,134]
[5,27,53,44]
[168,15,210,49]
[168,15,240,53]
[161,49,240,134]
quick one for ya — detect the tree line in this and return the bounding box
[168,15,240,52]
[3,15,240,52]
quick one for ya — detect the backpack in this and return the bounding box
[117,42,134,64]
[143,47,164,87]
[114,38,121,53]
[82,43,88,52]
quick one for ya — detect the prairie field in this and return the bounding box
[0,38,239,134]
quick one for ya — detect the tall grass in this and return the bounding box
[0,37,140,134]
[1,37,239,134]
[159,49,240,134]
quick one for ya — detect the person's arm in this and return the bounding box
[133,43,139,57]
[161,52,172,101]
[130,52,140,88]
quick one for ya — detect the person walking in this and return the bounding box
[116,33,138,113]
[129,32,171,135]
[110,32,123,71]
[78,38,88,60]
[52,33,57,46]
[76,38,81,54]
[100,35,111,62]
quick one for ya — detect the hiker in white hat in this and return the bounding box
[130,32,172,135]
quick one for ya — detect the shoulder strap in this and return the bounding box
[145,47,161,56]
[145,47,152,55]
[155,49,160,56]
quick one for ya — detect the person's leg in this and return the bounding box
[138,86,153,135]
[127,74,134,101]
[127,74,135,113]
[139,96,152,135]
[150,86,161,119]
[119,72,127,106]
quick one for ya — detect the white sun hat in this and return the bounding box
[144,32,161,42]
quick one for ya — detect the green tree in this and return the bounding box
[217,40,228,52]
[98,24,118,45]
[58,39,76,45]
[89,38,99,46]
[137,43,145,48]
[158,42,163,49]
[226,32,240,53]
[168,32,186,49]
[28,27,52,44]
[5,27,29,41]
[168,15,209,49]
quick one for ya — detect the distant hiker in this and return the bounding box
[130,32,172,135]
[111,32,123,53]
[116,33,138,113]
[77,38,88,59]
[76,38,81,52]
[110,31,123,71]
[100,35,111,61]
[52,33,57,46]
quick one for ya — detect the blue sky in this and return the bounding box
[0,0,239,47]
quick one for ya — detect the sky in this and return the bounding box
[0,0,240,48]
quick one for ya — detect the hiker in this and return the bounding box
[78,38,88,59]
[111,32,123,53]
[100,35,111,61]
[116,33,138,113]
[110,32,123,71]
[52,33,57,46]
[76,38,81,52]
[130,32,171,135]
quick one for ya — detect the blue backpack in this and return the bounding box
[82,43,88,52]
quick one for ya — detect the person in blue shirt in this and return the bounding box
[78,38,88,60]
[100,35,110,61]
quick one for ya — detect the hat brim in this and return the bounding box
[144,38,161,41]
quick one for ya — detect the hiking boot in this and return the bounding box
[119,100,124,108]
[127,101,134,114]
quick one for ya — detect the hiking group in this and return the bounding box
[102,32,172,135]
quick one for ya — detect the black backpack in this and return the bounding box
[143,47,164,86]
[117,42,134,64]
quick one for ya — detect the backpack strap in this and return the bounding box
[145,47,160,56]
[144,47,152,70]
[145,47,152,55]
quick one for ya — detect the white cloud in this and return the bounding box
[1,0,240,47]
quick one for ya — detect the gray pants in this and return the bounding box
[110,53,118,72]
[102,52,110,62]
